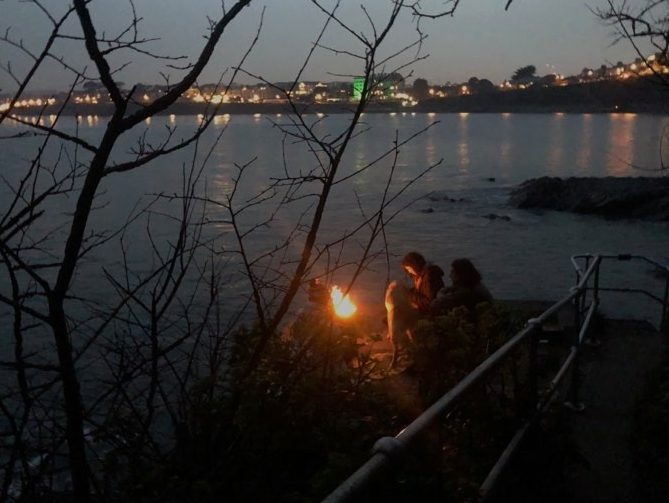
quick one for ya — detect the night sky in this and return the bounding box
[0,0,648,92]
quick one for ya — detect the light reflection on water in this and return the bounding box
[607,113,636,175]
[546,113,565,175]
[457,112,470,173]
[1,113,668,326]
[576,114,593,173]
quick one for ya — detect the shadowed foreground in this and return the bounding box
[494,318,664,503]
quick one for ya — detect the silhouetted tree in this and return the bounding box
[477,78,496,93]
[82,80,103,92]
[511,65,536,81]
[413,77,429,99]
[0,1,518,501]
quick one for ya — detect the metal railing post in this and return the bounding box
[662,274,669,336]
[565,260,590,413]
[593,259,600,304]
[527,320,540,411]
[573,289,582,333]
[563,346,585,412]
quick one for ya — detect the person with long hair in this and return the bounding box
[436,258,493,313]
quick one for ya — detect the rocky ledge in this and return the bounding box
[509,176,669,221]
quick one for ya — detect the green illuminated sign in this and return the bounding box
[352,77,365,100]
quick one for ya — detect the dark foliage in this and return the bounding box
[633,347,669,502]
[511,65,536,82]
[99,303,529,502]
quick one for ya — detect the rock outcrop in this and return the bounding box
[510,176,669,220]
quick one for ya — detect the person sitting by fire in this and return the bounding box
[434,258,493,314]
[401,252,446,315]
[384,252,445,366]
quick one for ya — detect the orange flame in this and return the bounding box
[330,285,357,318]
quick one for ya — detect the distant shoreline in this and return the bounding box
[7,101,669,117]
[7,78,669,117]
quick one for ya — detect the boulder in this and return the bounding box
[509,176,669,220]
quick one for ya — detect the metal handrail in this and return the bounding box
[324,258,602,502]
[572,253,669,330]
[324,253,669,502]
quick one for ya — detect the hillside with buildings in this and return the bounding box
[3,55,669,116]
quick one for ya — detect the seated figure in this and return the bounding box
[434,258,493,314]
[385,251,445,366]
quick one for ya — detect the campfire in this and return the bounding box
[330,285,357,319]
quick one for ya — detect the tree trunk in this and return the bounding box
[48,295,90,503]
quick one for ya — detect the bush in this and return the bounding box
[118,302,528,502]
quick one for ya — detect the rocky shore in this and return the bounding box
[510,176,669,221]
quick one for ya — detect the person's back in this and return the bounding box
[437,282,492,313]
[435,258,493,314]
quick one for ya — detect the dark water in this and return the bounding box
[2,112,668,326]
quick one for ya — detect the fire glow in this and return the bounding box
[330,285,357,318]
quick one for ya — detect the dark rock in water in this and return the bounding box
[421,207,435,214]
[487,177,496,182]
[510,176,669,221]
[425,192,470,203]
[483,213,511,221]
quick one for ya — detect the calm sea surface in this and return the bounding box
[2,112,669,326]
